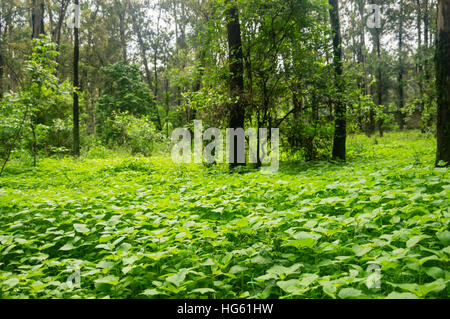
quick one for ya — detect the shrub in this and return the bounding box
[101,112,165,156]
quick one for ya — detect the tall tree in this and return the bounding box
[0,8,4,100]
[114,0,128,64]
[372,0,383,136]
[51,0,70,47]
[226,0,245,167]
[416,0,425,131]
[73,0,80,156]
[396,0,405,130]
[127,0,153,91]
[435,0,450,166]
[32,0,45,39]
[329,0,346,160]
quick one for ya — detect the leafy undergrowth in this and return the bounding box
[0,132,448,299]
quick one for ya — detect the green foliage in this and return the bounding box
[0,132,448,299]
[101,112,166,156]
[285,118,334,161]
[0,36,73,167]
[96,62,159,128]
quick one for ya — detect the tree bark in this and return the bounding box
[329,0,346,160]
[115,0,128,64]
[416,0,425,132]
[32,0,45,39]
[73,0,80,156]
[226,0,245,167]
[424,0,431,81]
[396,0,405,130]
[435,0,450,166]
[375,25,383,136]
[53,0,70,47]
[0,19,4,99]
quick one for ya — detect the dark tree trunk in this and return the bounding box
[153,5,162,130]
[397,0,405,130]
[116,1,127,64]
[0,32,3,100]
[375,28,383,137]
[424,0,431,81]
[417,0,425,132]
[356,0,368,133]
[73,0,80,157]
[329,0,346,160]
[435,0,450,166]
[30,0,45,165]
[32,0,45,39]
[226,1,245,167]
[164,76,169,138]
[0,6,4,99]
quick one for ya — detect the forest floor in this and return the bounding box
[0,131,449,298]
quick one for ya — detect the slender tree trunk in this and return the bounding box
[424,0,431,81]
[46,0,53,35]
[357,0,367,94]
[226,0,245,167]
[127,0,153,91]
[154,5,162,101]
[0,29,3,100]
[397,0,405,130]
[30,0,45,165]
[117,2,127,64]
[417,0,425,132]
[152,4,162,130]
[329,0,346,160]
[164,76,169,138]
[374,26,383,137]
[53,0,70,46]
[357,0,368,132]
[435,0,450,166]
[0,7,5,99]
[54,0,70,76]
[73,0,80,157]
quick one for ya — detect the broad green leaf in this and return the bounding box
[166,269,188,287]
[338,288,362,299]
[74,224,90,233]
[436,231,450,245]
[385,292,419,299]
[192,288,215,294]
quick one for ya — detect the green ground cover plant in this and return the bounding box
[0,132,448,299]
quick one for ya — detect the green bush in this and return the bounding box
[102,112,165,156]
[285,119,334,161]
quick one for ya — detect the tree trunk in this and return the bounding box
[435,0,450,166]
[375,26,383,137]
[73,0,80,157]
[116,0,127,64]
[153,4,162,130]
[32,0,45,39]
[127,0,153,91]
[53,0,70,46]
[0,25,3,100]
[396,0,405,130]
[417,0,425,132]
[357,0,367,95]
[329,0,346,160]
[154,5,162,101]
[424,0,431,81]
[226,0,245,167]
